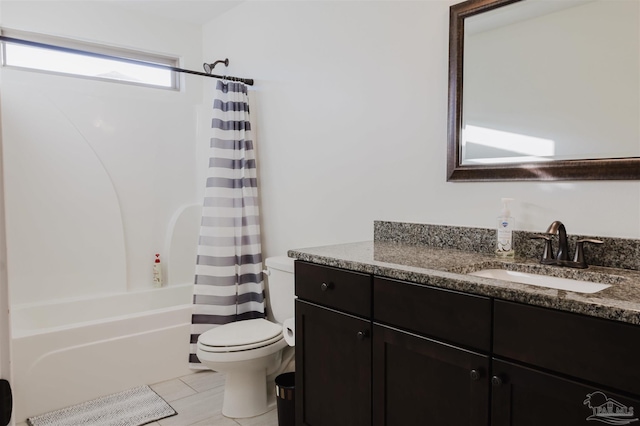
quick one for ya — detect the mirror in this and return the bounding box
[447,0,640,181]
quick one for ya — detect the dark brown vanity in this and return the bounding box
[291,222,640,426]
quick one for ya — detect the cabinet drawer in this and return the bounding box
[373,277,492,352]
[494,300,640,396]
[295,261,371,317]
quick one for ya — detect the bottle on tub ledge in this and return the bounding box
[153,253,163,287]
[496,198,515,257]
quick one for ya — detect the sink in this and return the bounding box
[468,269,611,294]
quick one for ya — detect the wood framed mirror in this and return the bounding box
[447,0,640,181]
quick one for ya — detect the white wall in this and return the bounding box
[1,1,204,305]
[203,0,640,259]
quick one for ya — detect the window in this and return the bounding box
[1,30,180,90]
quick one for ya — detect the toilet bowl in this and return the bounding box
[196,256,295,419]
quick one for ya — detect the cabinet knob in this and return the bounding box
[491,375,503,386]
[470,369,480,381]
[357,330,369,340]
[320,282,333,292]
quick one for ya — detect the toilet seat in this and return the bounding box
[198,319,284,353]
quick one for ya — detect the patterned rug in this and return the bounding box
[26,385,176,426]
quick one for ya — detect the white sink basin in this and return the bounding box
[468,269,611,294]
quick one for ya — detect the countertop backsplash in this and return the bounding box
[373,220,640,272]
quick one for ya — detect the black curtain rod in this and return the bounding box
[0,35,254,86]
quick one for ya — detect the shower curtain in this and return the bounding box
[189,80,265,368]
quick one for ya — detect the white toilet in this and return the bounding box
[196,256,295,419]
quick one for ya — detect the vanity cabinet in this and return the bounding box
[295,261,640,426]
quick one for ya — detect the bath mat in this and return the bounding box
[26,385,176,426]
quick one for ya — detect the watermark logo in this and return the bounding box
[583,391,639,424]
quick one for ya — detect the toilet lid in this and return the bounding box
[198,318,283,349]
[198,333,284,353]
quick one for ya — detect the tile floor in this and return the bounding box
[148,371,279,426]
[17,371,279,426]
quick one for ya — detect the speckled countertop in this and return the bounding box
[288,238,640,326]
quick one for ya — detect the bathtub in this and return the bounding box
[11,283,194,422]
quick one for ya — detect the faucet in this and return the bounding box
[531,221,603,269]
[546,220,569,262]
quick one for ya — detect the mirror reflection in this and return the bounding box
[461,0,639,166]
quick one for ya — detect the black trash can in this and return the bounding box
[275,372,295,426]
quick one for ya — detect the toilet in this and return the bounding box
[196,256,295,419]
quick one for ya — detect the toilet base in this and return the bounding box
[196,328,290,418]
[222,368,273,418]
[203,350,281,419]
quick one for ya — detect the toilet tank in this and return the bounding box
[265,256,295,324]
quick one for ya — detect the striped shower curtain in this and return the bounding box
[189,80,265,368]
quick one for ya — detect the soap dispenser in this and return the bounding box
[496,198,515,257]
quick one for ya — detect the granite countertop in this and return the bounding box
[288,240,640,326]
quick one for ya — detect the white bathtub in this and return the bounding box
[11,283,194,422]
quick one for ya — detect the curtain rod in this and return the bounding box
[0,35,254,86]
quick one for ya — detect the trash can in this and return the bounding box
[275,372,295,426]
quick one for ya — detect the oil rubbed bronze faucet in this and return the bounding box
[531,221,603,269]
[547,220,570,261]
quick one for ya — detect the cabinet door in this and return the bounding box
[491,359,640,426]
[373,324,490,426]
[295,300,372,426]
